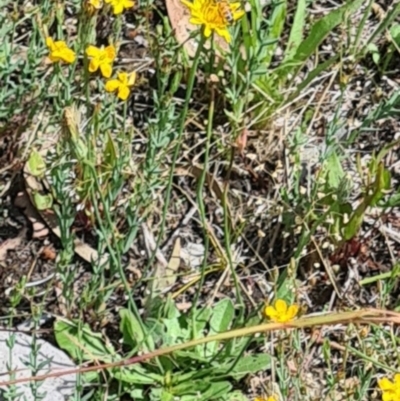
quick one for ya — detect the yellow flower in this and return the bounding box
[181,0,244,43]
[264,299,298,323]
[105,0,134,14]
[105,71,136,100]
[46,37,76,64]
[84,0,103,14]
[255,396,277,401]
[379,374,400,401]
[85,45,116,78]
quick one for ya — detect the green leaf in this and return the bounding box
[112,365,163,385]
[33,192,53,210]
[325,151,344,188]
[278,0,364,78]
[222,390,248,401]
[214,354,271,380]
[27,148,46,177]
[163,317,189,345]
[54,320,115,362]
[119,308,153,352]
[284,0,307,61]
[192,307,212,337]
[263,0,287,66]
[205,298,234,357]
[209,298,234,333]
[200,381,232,400]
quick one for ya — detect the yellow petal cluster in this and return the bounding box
[84,0,103,14]
[46,37,76,64]
[264,299,298,323]
[105,71,136,100]
[86,45,116,78]
[181,0,244,43]
[105,0,134,14]
[379,374,400,401]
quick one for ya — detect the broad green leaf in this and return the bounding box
[119,308,153,352]
[103,130,117,169]
[173,380,231,400]
[325,151,344,188]
[192,307,212,338]
[129,388,145,401]
[172,379,211,396]
[205,298,234,357]
[163,318,189,345]
[263,0,287,66]
[223,391,248,401]
[112,365,163,385]
[33,192,53,210]
[54,320,115,362]
[209,298,234,333]
[278,0,364,79]
[284,0,307,61]
[390,23,400,44]
[217,354,272,380]
[27,148,46,177]
[200,381,232,400]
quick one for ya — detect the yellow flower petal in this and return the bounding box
[117,85,130,100]
[105,79,121,92]
[46,37,55,50]
[127,71,136,86]
[89,58,100,72]
[275,299,288,314]
[86,45,101,58]
[203,25,212,38]
[117,72,128,84]
[287,304,299,320]
[382,393,395,401]
[112,3,124,14]
[379,378,395,391]
[264,306,277,319]
[100,63,113,78]
[105,45,116,61]
[215,26,231,43]
[123,0,134,8]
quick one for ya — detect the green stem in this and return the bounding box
[147,32,207,281]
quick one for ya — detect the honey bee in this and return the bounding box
[215,0,234,24]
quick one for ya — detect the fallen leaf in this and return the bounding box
[0,229,26,262]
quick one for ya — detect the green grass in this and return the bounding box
[1,0,400,400]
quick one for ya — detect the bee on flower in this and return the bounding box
[181,0,244,43]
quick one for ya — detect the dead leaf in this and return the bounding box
[0,228,26,262]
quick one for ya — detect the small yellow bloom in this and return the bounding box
[105,71,136,100]
[85,45,116,78]
[264,299,298,323]
[181,0,244,43]
[84,0,103,14]
[46,37,76,64]
[379,374,400,401]
[105,0,134,14]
